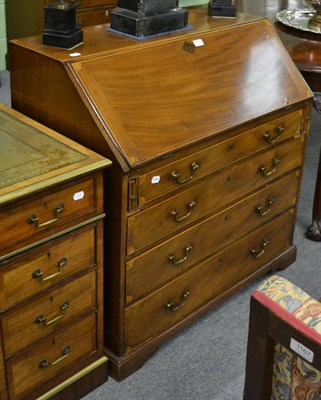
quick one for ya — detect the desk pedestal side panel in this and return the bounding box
[9,7,313,380]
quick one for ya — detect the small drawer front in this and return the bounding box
[138,110,303,204]
[126,172,299,303]
[125,211,295,349]
[6,313,97,400]
[0,225,97,310]
[78,0,115,7]
[77,7,113,26]
[127,137,303,255]
[2,270,97,357]
[0,178,97,256]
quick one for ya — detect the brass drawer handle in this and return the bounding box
[259,157,280,177]
[250,238,269,259]
[32,257,67,282]
[263,124,285,144]
[27,203,64,228]
[39,345,71,369]
[170,162,199,184]
[168,244,192,265]
[164,289,190,312]
[35,301,69,326]
[171,201,196,222]
[255,196,276,216]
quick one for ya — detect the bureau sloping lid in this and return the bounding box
[68,18,312,169]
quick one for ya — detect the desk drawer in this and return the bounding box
[138,110,303,204]
[126,173,299,303]
[125,211,295,349]
[0,224,98,310]
[0,178,98,257]
[6,313,97,400]
[2,270,96,357]
[128,136,303,254]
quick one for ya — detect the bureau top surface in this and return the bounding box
[11,7,313,170]
[0,104,111,205]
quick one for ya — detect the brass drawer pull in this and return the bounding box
[27,203,64,228]
[250,238,269,259]
[255,196,276,216]
[263,124,285,144]
[170,162,199,184]
[39,345,71,369]
[32,257,67,282]
[35,301,70,326]
[259,157,280,177]
[164,289,190,312]
[171,201,196,222]
[168,244,192,265]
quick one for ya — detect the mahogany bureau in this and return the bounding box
[0,104,111,399]
[9,7,313,380]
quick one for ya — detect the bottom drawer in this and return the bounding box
[6,313,97,400]
[125,210,295,350]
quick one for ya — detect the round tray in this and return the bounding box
[276,9,320,34]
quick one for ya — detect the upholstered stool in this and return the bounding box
[243,275,321,400]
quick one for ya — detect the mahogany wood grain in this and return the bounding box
[125,211,295,350]
[127,157,301,256]
[2,270,96,357]
[234,0,321,239]
[126,173,299,302]
[6,313,97,399]
[243,297,275,400]
[138,110,303,204]
[0,225,96,310]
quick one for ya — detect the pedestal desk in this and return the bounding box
[9,7,313,379]
[0,104,111,399]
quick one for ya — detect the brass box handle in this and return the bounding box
[259,157,280,177]
[263,124,285,144]
[27,203,64,228]
[39,345,71,369]
[170,162,199,184]
[255,196,276,216]
[164,289,190,312]
[168,244,192,265]
[35,301,69,326]
[32,257,67,282]
[250,238,269,259]
[171,201,196,223]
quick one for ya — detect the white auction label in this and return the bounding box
[151,176,161,184]
[73,191,85,201]
[290,338,314,363]
[193,39,204,47]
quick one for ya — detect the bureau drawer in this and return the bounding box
[126,173,299,303]
[2,270,96,357]
[137,110,303,204]
[6,313,97,400]
[125,211,295,349]
[0,178,99,257]
[128,136,303,254]
[0,224,98,310]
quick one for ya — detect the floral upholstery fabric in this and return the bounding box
[255,275,321,400]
